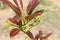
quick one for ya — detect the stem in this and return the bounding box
[25,34,29,40]
[28,17,41,30]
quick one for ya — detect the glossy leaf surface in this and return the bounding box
[26,10,44,20]
[10,28,20,37]
[27,0,41,15]
[8,16,22,25]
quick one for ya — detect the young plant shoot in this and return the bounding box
[2,0,52,40]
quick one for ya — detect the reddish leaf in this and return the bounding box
[10,28,20,37]
[35,34,39,40]
[13,0,17,5]
[26,31,34,39]
[13,0,18,6]
[39,30,52,40]
[13,0,23,8]
[26,10,44,20]
[13,0,23,16]
[2,0,20,15]
[39,30,43,40]
[44,33,52,39]
[13,0,23,10]
[27,0,41,15]
[8,16,22,25]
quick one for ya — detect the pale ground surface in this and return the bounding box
[0,0,60,40]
